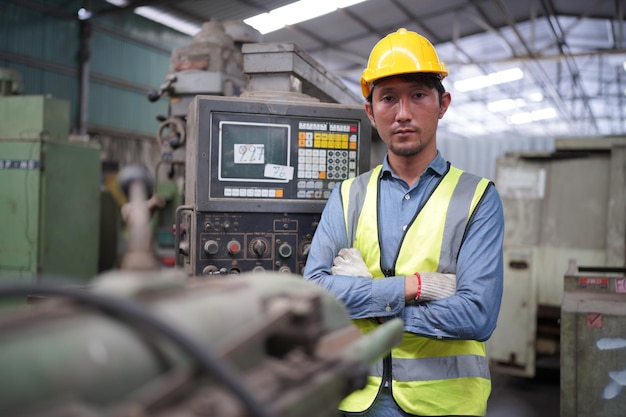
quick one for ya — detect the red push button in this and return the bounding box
[227,240,241,255]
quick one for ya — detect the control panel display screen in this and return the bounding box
[189,96,371,213]
[218,121,291,183]
[210,111,362,204]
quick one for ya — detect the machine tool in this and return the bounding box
[178,95,371,277]
[0,68,101,283]
[0,165,403,417]
[488,137,626,377]
[0,270,403,417]
[175,41,371,277]
[145,23,374,276]
[147,21,262,263]
[561,260,626,417]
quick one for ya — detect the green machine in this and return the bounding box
[0,87,101,283]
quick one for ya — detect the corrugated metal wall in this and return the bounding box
[438,135,556,181]
[0,3,80,105]
[370,132,555,182]
[0,0,190,140]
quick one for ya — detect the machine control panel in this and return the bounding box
[191,212,318,276]
[212,117,360,202]
[203,111,363,212]
[182,96,371,276]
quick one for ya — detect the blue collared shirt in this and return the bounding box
[303,151,504,341]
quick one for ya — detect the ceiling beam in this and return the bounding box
[539,0,599,131]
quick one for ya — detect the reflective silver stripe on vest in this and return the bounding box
[437,171,485,273]
[345,169,377,245]
[369,354,490,381]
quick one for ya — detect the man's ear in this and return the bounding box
[365,101,376,127]
[439,92,452,119]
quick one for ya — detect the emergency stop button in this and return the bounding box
[227,240,241,255]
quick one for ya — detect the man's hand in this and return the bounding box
[332,248,373,278]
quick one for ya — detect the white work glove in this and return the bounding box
[331,248,373,278]
[418,272,456,301]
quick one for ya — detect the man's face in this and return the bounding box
[365,76,451,158]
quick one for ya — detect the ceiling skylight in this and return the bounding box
[134,7,200,35]
[105,0,201,35]
[105,0,368,36]
[508,107,557,125]
[244,0,368,34]
[453,68,524,92]
[487,98,525,112]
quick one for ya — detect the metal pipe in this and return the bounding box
[78,19,91,137]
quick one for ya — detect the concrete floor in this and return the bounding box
[487,369,560,417]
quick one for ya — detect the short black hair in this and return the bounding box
[367,73,445,104]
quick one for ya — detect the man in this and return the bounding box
[303,28,504,417]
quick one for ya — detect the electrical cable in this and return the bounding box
[0,283,278,417]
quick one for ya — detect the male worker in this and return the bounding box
[303,28,504,417]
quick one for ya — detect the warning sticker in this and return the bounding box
[616,279,626,294]
[586,313,603,328]
[578,277,609,289]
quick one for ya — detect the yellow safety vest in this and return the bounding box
[339,164,492,416]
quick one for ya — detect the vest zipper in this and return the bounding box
[381,268,394,277]
[382,353,392,388]
[378,268,393,389]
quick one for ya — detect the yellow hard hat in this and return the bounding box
[360,28,448,98]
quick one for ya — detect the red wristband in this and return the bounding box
[414,272,422,301]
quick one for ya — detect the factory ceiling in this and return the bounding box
[79,0,626,138]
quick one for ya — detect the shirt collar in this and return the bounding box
[381,150,447,179]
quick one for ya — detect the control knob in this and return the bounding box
[301,242,311,257]
[278,242,293,258]
[251,238,268,257]
[202,265,218,275]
